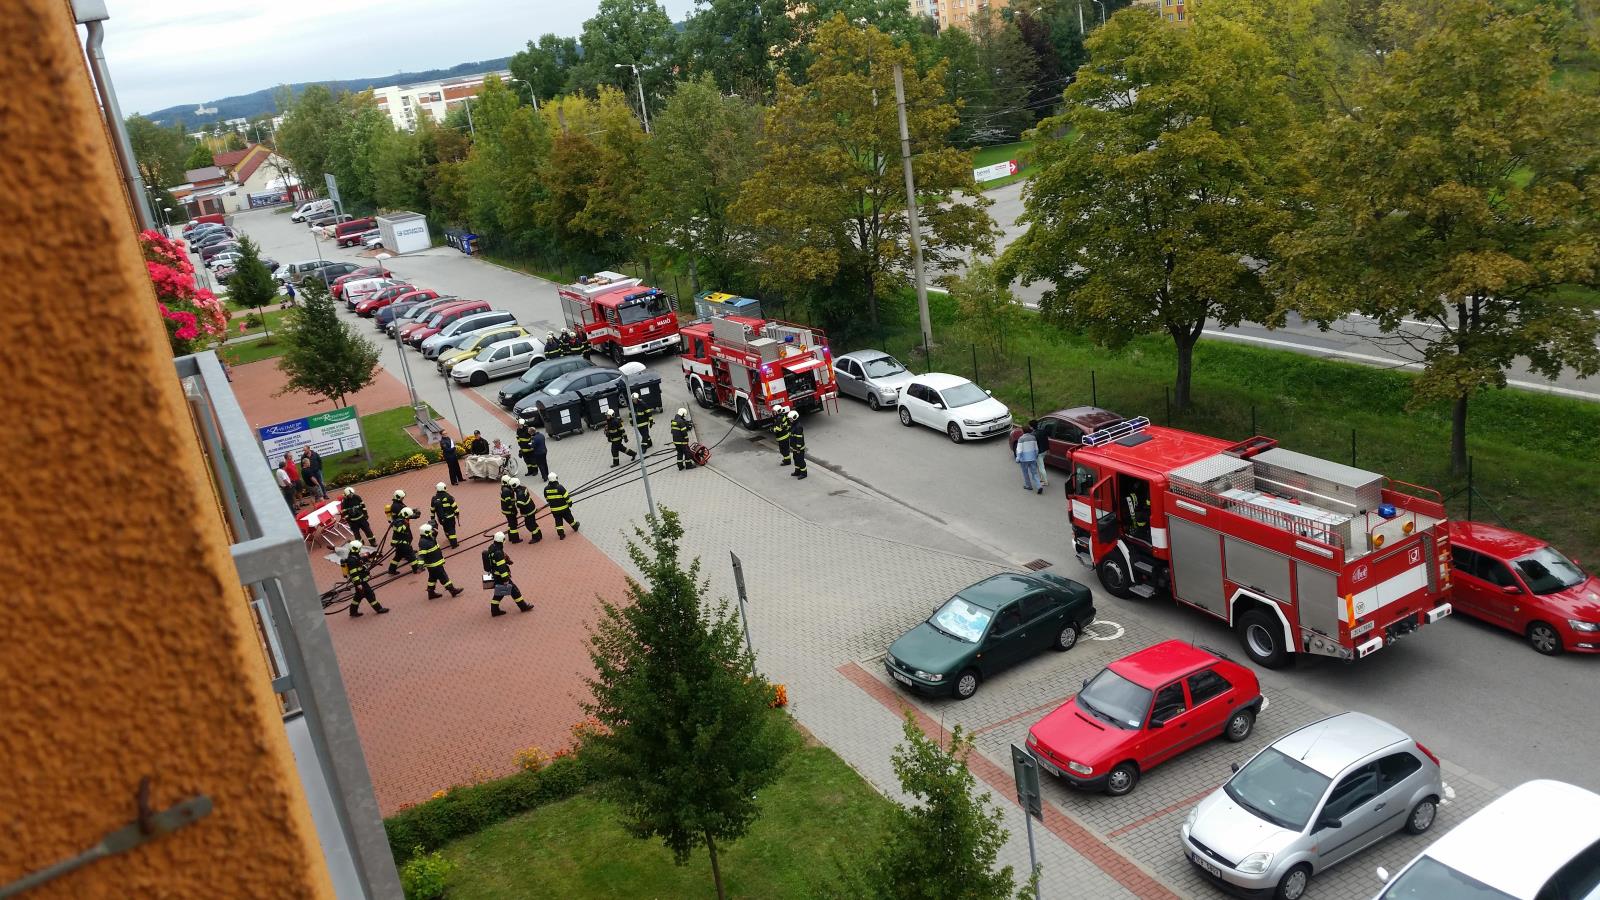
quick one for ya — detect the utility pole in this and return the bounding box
[1078,0,1085,34]
[893,62,933,352]
[463,97,475,136]
[614,63,650,133]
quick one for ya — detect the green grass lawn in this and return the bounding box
[227,308,293,339]
[439,743,892,899]
[970,140,1035,190]
[320,404,438,484]
[218,337,286,366]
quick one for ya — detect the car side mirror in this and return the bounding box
[1501,584,1521,595]
[985,390,993,396]
[1148,719,1163,729]
[1375,866,1390,884]
[1317,815,1342,832]
[1081,678,1089,691]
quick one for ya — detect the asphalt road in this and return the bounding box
[241,207,1600,792]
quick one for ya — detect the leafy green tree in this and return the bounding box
[950,260,1023,356]
[789,0,933,75]
[571,0,680,117]
[327,92,391,210]
[222,131,247,152]
[227,237,281,338]
[967,12,1042,143]
[823,715,1033,900]
[642,75,763,293]
[682,0,798,99]
[126,114,196,191]
[184,142,215,171]
[1001,7,1293,410]
[462,77,553,253]
[277,280,380,410]
[509,33,582,102]
[538,88,648,268]
[1270,0,1600,472]
[734,16,995,331]
[928,26,986,145]
[275,85,344,190]
[579,508,796,900]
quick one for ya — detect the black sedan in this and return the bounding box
[498,356,600,410]
[511,366,624,434]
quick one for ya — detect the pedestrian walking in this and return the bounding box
[276,461,297,510]
[281,280,297,309]
[300,446,327,501]
[417,524,464,599]
[430,482,460,548]
[340,486,375,541]
[771,403,791,466]
[1015,426,1042,493]
[386,507,424,575]
[543,474,579,539]
[604,411,637,468]
[500,474,521,543]
[341,542,389,617]
[482,532,532,617]
[630,395,654,452]
[671,408,695,471]
[788,411,808,480]
[1024,421,1049,490]
[440,433,463,485]
[512,477,543,543]
[516,420,536,476]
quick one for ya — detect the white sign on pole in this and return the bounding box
[324,172,343,214]
[258,406,364,459]
[974,159,1020,183]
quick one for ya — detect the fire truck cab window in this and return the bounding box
[1072,464,1096,496]
[693,338,706,358]
[617,294,667,325]
[1120,476,1152,543]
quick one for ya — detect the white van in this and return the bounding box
[290,198,334,223]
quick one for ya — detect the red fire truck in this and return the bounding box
[557,271,680,364]
[1066,418,1453,668]
[680,314,839,428]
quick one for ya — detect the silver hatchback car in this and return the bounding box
[834,349,916,410]
[1182,712,1442,900]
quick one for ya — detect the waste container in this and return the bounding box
[579,380,627,430]
[443,228,465,251]
[533,394,585,440]
[624,371,663,414]
[461,234,478,256]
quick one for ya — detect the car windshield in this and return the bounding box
[1076,669,1152,730]
[864,356,906,378]
[617,294,669,324]
[1225,748,1331,832]
[928,597,993,643]
[543,375,579,396]
[1514,546,1586,594]
[1377,857,1516,900]
[941,382,989,408]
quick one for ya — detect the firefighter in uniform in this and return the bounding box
[417,523,464,599]
[387,507,424,575]
[516,420,536,476]
[482,532,533,617]
[342,542,389,617]
[630,394,654,452]
[430,482,461,548]
[672,408,695,470]
[788,411,808,480]
[340,487,375,542]
[512,477,543,543]
[384,489,408,522]
[500,474,522,543]
[544,331,562,357]
[1125,483,1152,542]
[771,403,791,466]
[605,411,637,467]
[544,474,579,539]
[558,329,577,356]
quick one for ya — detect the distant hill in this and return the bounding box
[142,56,515,128]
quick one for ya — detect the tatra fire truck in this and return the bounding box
[557,271,681,365]
[679,313,839,428]
[1066,418,1453,668]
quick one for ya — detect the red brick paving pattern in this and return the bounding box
[228,357,416,432]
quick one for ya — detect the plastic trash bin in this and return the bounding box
[461,234,478,256]
[579,380,627,430]
[533,394,585,440]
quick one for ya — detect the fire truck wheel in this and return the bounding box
[694,380,716,409]
[1096,557,1134,599]
[738,401,758,431]
[1237,609,1291,669]
[609,344,625,366]
[953,669,980,700]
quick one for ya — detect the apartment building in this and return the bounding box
[913,0,1012,31]
[371,69,511,131]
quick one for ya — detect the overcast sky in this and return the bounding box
[102,0,697,116]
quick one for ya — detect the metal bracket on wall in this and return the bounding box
[0,778,211,898]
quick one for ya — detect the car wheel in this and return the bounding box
[947,422,965,443]
[1405,797,1438,835]
[1096,557,1133,599]
[1224,708,1255,742]
[868,393,882,411]
[1105,762,1139,797]
[1053,624,1078,651]
[1238,609,1292,669]
[738,401,757,431]
[1274,864,1311,900]
[1528,621,1563,655]
[470,371,487,387]
[954,669,981,700]
[898,407,913,427]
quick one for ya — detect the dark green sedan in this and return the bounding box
[885,571,1096,700]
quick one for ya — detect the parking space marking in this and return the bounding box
[1083,620,1126,641]
[1104,787,1214,839]
[970,694,1075,737]
[839,661,1185,900]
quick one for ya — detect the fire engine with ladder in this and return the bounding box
[1066,418,1453,668]
[680,314,838,428]
[557,271,680,365]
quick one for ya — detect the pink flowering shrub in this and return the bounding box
[140,230,228,355]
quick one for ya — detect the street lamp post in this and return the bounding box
[613,63,650,134]
[1091,0,1106,26]
[163,206,175,238]
[506,76,539,111]
[618,361,656,522]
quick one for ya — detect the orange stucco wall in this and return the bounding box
[0,3,335,897]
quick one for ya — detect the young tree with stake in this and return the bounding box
[227,236,281,339]
[276,280,380,411]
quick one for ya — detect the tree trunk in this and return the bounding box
[1450,392,1469,475]
[1172,332,1196,412]
[705,830,726,900]
[689,257,700,297]
[865,267,879,329]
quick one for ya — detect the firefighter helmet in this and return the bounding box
[501,474,513,485]
[788,410,799,421]
[420,523,434,536]
[400,507,415,519]
[677,407,688,417]
[347,541,363,554]
[436,482,447,492]
[546,473,558,483]
[494,531,507,543]
[393,489,405,499]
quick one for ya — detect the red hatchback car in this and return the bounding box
[1027,641,1263,796]
[353,283,416,316]
[1446,521,1600,655]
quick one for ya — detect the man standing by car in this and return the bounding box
[440,433,463,485]
[1015,426,1041,494]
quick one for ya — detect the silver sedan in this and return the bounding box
[834,349,916,411]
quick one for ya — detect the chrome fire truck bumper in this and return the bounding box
[623,335,678,356]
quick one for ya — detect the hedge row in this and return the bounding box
[383,754,595,859]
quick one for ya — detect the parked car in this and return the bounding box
[334,218,376,247]
[214,259,278,284]
[1445,521,1600,656]
[343,279,407,310]
[306,211,352,228]
[206,251,243,270]
[500,356,597,410]
[420,310,520,359]
[300,261,362,288]
[278,259,332,284]
[353,284,417,316]
[450,335,546,386]
[896,373,1013,443]
[194,232,236,252]
[331,266,394,300]
[407,301,493,348]
[513,365,624,427]
[397,299,474,343]
[199,241,241,263]
[885,570,1095,701]
[359,229,383,249]
[1372,779,1600,900]
[1027,641,1263,796]
[834,349,916,411]
[1182,711,1442,900]
[386,298,457,337]
[437,326,530,376]
[1009,407,1125,468]
[290,199,333,223]
[186,224,229,244]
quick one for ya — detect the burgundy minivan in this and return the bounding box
[334,217,376,247]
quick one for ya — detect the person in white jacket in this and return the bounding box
[1015,427,1042,494]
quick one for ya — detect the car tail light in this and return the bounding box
[1414,741,1439,766]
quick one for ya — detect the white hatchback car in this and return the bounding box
[450,336,544,386]
[1372,779,1600,900]
[896,372,1012,443]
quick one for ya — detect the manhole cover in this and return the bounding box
[1023,559,1052,571]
